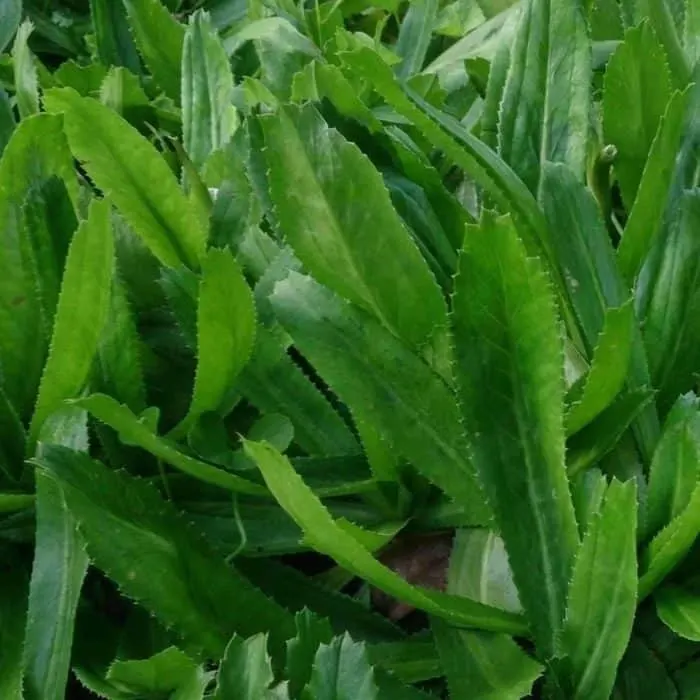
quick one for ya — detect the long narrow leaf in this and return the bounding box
[452,212,579,657]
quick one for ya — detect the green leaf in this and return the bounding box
[452,212,579,657]
[77,393,268,495]
[0,87,15,157]
[123,0,185,102]
[0,114,77,419]
[616,87,690,285]
[182,10,237,170]
[603,21,673,210]
[99,66,152,126]
[647,0,692,89]
[33,445,295,659]
[23,473,89,700]
[640,485,700,599]
[95,275,146,413]
[566,301,636,435]
[107,647,198,694]
[244,440,526,634]
[261,103,447,351]
[286,611,334,698]
[215,634,274,699]
[0,0,21,54]
[656,582,700,641]
[498,0,591,193]
[340,45,574,318]
[29,198,115,447]
[559,479,638,700]
[43,88,207,270]
[638,190,700,412]
[613,637,678,700]
[305,634,378,700]
[566,389,655,476]
[12,20,40,119]
[645,393,700,541]
[0,565,25,700]
[270,273,490,523]
[89,0,141,73]
[175,249,256,435]
[432,619,541,700]
[394,0,439,79]
[430,528,540,700]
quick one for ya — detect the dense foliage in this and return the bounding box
[1,0,700,697]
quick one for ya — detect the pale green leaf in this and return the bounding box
[107,647,198,694]
[395,0,439,79]
[23,473,89,700]
[617,87,690,285]
[215,634,274,699]
[261,103,447,351]
[498,0,591,193]
[452,212,579,657]
[43,88,206,269]
[566,301,636,435]
[0,0,21,54]
[182,10,238,170]
[12,20,40,119]
[243,440,526,634]
[29,198,115,447]
[76,393,268,496]
[603,21,673,210]
[560,479,638,700]
[123,0,185,102]
[33,445,295,659]
[306,634,378,700]
[174,249,256,436]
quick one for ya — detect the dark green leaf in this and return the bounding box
[498,0,591,193]
[452,212,579,657]
[23,473,89,700]
[123,0,185,102]
[638,190,700,412]
[612,637,678,700]
[559,479,637,700]
[261,103,447,352]
[89,0,141,72]
[0,115,77,418]
[215,634,274,699]
[640,485,700,599]
[29,198,115,447]
[0,565,25,700]
[43,88,207,270]
[656,582,700,641]
[182,10,238,170]
[0,87,14,157]
[603,22,673,210]
[645,393,700,541]
[270,273,490,523]
[567,389,655,476]
[566,302,636,435]
[33,445,295,659]
[617,88,690,285]
[286,611,334,698]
